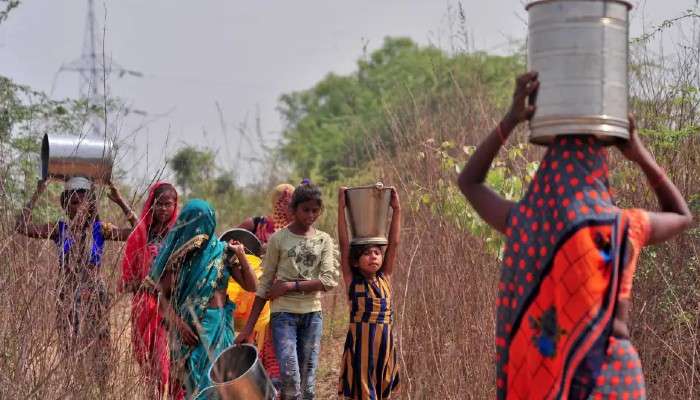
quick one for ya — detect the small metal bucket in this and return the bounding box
[41,133,114,182]
[345,183,392,246]
[526,0,633,145]
[208,344,276,400]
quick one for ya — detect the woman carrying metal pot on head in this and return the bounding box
[144,199,258,398]
[14,176,138,389]
[457,72,693,399]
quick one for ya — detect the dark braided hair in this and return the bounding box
[290,179,323,209]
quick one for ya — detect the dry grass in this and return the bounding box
[2,104,697,400]
[356,71,700,399]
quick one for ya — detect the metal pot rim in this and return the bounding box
[525,0,633,11]
[345,185,394,191]
[208,343,260,385]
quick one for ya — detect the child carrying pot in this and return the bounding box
[337,186,401,400]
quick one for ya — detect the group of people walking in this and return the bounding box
[14,71,693,400]
[15,176,401,399]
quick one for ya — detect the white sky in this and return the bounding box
[0,0,696,187]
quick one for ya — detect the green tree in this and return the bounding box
[168,145,216,196]
[277,37,522,184]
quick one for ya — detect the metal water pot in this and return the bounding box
[207,344,276,400]
[344,183,392,246]
[526,0,633,144]
[41,133,114,182]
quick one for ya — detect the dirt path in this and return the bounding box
[316,292,347,399]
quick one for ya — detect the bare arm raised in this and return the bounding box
[617,116,693,244]
[337,187,352,288]
[102,180,138,241]
[381,188,401,277]
[457,71,539,234]
[14,180,56,239]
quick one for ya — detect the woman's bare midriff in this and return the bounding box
[207,289,228,308]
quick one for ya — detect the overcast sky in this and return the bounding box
[0,0,696,187]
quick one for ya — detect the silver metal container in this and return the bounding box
[220,228,264,257]
[345,183,392,246]
[41,133,114,182]
[208,344,276,400]
[526,0,632,144]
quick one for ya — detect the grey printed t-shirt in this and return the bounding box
[256,227,339,313]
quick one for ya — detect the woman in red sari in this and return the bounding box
[458,72,693,399]
[120,182,183,400]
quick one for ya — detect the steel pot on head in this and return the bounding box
[526,0,633,145]
[344,183,392,246]
[41,133,114,182]
[208,344,276,400]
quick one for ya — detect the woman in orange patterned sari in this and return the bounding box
[457,72,693,399]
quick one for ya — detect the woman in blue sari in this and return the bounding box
[144,199,258,397]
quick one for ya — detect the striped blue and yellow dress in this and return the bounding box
[339,271,400,399]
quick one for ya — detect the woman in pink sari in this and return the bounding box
[120,182,183,399]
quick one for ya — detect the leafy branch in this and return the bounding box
[632,8,700,44]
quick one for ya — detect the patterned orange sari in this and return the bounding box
[496,136,643,399]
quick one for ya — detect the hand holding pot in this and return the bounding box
[504,71,539,130]
[616,114,651,165]
[338,187,348,210]
[389,188,400,211]
[234,327,255,345]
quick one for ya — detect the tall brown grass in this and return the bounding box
[342,52,700,399]
[0,209,149,399]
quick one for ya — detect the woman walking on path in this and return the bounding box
[236,181,340,400]
[14,176,137,389]
[119,181,183,399]
[144,199,258,397]
[457,72,693,399]
[337,186,401,399]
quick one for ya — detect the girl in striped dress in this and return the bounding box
[337,186,401,400]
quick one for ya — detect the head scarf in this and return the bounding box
[147,199,228,325]
[497,136,629,399]
[119,182,179,292]
[270,183,294,230]
[64,176,93,191]
[252,183,294,243]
